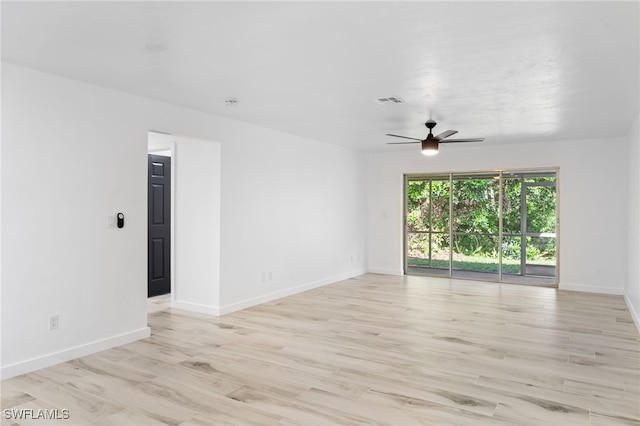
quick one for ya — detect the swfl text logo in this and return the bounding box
[4,408,70,420]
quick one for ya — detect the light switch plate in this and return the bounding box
[107,215,116,229]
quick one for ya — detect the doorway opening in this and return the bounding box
[146,131,222,314]
[404,168,558,286]
[148,131,174,300]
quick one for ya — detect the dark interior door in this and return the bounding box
[148,154,171,297]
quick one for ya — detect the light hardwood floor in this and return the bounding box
[2,274,639,425]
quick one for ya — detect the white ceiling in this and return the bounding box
[2,1,638,152]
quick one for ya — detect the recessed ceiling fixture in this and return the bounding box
[386,120,484,156]
[225,99,238,106]
[375,96,404,104]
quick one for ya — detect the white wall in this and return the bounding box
[1,63,368,378]
[626,115,640,330]
[2,64,151,378]
[219,134,367,313]
[173,136,222,315]
[367,137,629,294]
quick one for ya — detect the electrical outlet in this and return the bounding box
[49,314,59,331]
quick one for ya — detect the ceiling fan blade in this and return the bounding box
[435,130,458,140]
[386,141,421,145]
[385,133,423,141]
[440,138,485,144]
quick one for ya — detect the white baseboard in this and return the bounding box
[367,268,404,276]
[623,293,640,333]
[559,283,623,295]
[0,327,150,381]
[218,268,367,315]
[173,300,221,316]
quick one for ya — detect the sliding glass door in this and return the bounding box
[405,169,558,286]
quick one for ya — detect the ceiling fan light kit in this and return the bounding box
[421,139,439,156]
[386,119,484,156]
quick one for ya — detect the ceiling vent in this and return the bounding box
[375,96,404,104]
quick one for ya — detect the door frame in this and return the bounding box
[148,133,176,302]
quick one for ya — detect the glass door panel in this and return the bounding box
[406,177,450,276]
[451,173,500,280]
[500,172,557,285]
[501,175,523,277]
[524,180,557,283]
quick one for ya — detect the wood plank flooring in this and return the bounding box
[2,273,639,425]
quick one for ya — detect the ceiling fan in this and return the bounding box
[386,120,484,156]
